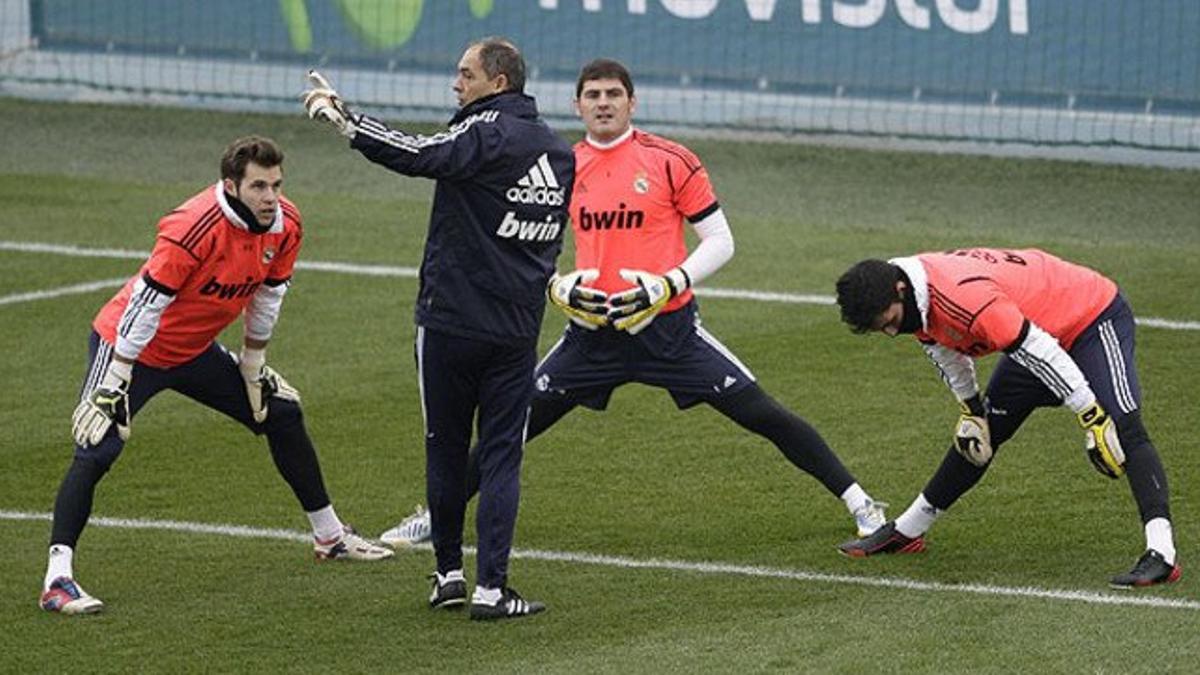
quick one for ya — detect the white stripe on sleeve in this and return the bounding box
[922,342,979,401]
[115,276,175,361]
[1008,321,1094,412]
[356,111,498,155]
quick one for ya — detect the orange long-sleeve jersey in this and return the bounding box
[570,129,719,314]
[93,184,302,367]
[908,248,1117,356]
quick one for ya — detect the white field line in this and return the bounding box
[0,239,420,277]
[2,240,1199,332]
[3,509,1196,611]
[0,278,126,306]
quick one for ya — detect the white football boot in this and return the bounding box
[40,577,104,615]
[380,505,432,547]
[314,526,394,561]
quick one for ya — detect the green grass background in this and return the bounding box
[1,98,1198,672]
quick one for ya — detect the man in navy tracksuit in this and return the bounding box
[302,38,573,620]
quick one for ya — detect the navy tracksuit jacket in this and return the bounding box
[353,91,573,343]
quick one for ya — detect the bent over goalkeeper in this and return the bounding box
[40,136,391,617]
[834,248,1179,588]
[382,58,889,549]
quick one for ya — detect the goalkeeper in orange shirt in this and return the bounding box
[835,247,1179,588]
[382,58,889,550]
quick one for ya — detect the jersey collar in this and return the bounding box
[451,91,538,124]
[585,125,634,150]
[214,183,283,234]
[888,255,930,331]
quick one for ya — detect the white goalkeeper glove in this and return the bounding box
[952,395,992,467]
[1077,401,1125,479]
[548,269,609,330]
[239,347,301,424]
[302,70,357,138]
[72,360,132,447]
[607,267,690,335]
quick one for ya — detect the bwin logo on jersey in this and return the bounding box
[496,211,562,242]
[199,276,262,300]
[506,153,565,206]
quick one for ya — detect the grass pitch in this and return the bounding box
[1,98,1198,673]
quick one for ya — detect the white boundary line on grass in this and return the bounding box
[0,240,420,277]
[3,240,1199,331]
[0,278,126,306]
[3,509,1196,611]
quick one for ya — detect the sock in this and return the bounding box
[472,585,502,605]
[840,482,870,515]
[1145,517,1176,565]
[895,493,942,538]
[45,544,74,591]
[307,505,343,542]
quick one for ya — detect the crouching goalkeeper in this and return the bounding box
[834,247,1179,589]
[40,136,391,616]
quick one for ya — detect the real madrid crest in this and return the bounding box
[633,171,649,194]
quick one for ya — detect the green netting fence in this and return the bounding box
[1,1,1197,151]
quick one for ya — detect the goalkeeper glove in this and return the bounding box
[239,348,301,424]
[607,267,690,335]
[1077,402,1126,479]
[72,360,132,447]
[548,269,609,330]
[302,70,357,138]
[952,395,992,467]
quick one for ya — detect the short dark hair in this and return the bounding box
[835,259,902,333]
[474,37,525,93]
[220,136,284,183]
[575,58,634,99]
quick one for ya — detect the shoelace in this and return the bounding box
[858,500,889,518]
[401,507,429,531]
[315,525,352,547]
[1130,551,1164,575]
[430,570,465,586]
[501,588,529,614]
[55,578,83,598]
